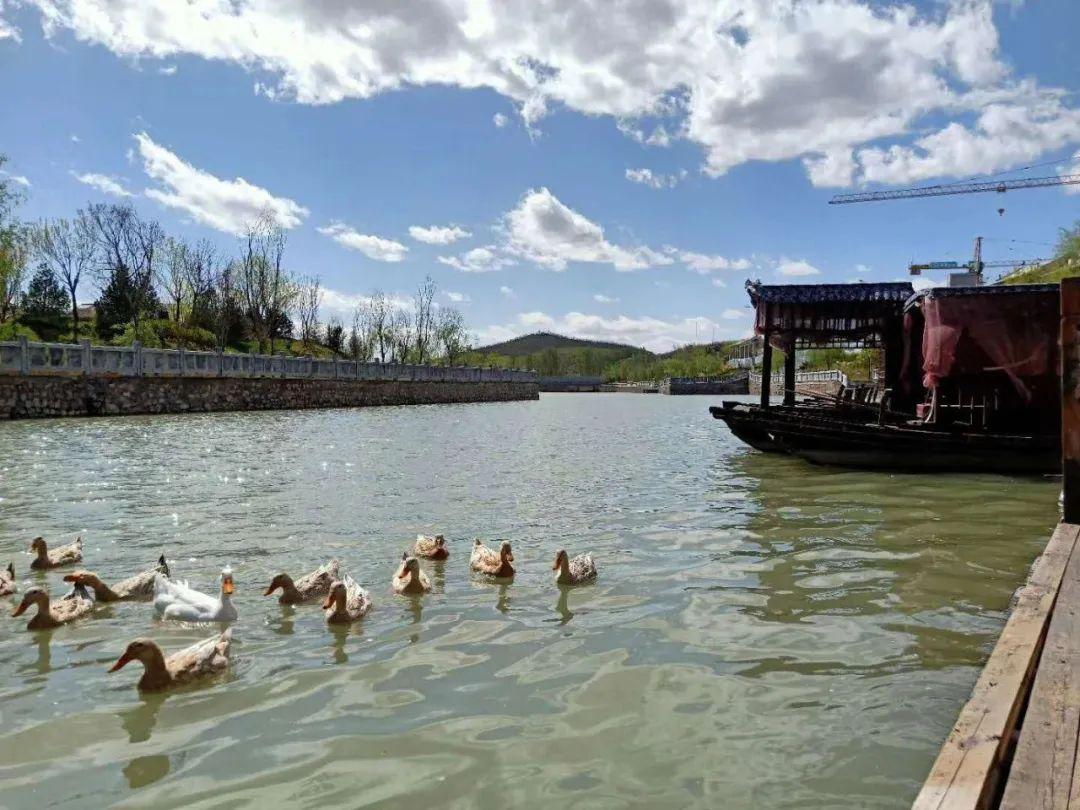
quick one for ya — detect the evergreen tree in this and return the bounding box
[95,264,161,339]
[22,263,68,321]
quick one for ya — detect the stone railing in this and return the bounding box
[0,338,536,384]
[748,368,850,389]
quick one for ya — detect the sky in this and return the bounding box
[0,0,1078,352]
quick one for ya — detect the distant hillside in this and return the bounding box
[999,256,1079,286]
[475,331,647,356]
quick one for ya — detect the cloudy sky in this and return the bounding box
[1,0,1078,351]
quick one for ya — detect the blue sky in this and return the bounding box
[1,0,1078,351]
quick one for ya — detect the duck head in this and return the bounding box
[157,554,170,577]
[5,562,13,579]
[62,570,103,589]
[398,556,421,582]
[29,537,47,556]
[322,580,347,610]
[552,549,568,571]
[263,573,294,597]
[435,535,445,548]
[220,567,235,597]
[109,639,164,673]
[499,541,514,563]
[12,586,47,617]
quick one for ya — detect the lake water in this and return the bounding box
[0,393,1059,809]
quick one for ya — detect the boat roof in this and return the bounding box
[745,281,914,305]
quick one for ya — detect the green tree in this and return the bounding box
[96,263,162,339]
[22,264,68,321]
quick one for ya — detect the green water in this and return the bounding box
[0,394,1059,808]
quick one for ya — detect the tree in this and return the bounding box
[389,308,412,362]
[412,275,437,364]
[96,262,161,339]
[325,317,344,353]
[0,225,28,323]
[32,215,96,341]
[436,307,470,365]
[236,212,295,353]
[296,274,322,348]
[348,305,374,361]
[208,259,243,350]
[22,264,68,321]
[365,290,393,362]
[186,239,220,330]
[86,203,163,333]
[158,237,190,324]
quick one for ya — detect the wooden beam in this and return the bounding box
[912,522,1080,810]
[998,527,1080,809]
[760,336,773,408]
[1062,278,1080,524]
[784,345,797,406]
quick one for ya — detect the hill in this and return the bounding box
[474,331,646,356]
[999,256,1079,286]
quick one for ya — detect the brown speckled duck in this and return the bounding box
[412,534,449,560]
[0,563,16,597]
[264,560,340,605]
[393,554,432,595]
[553,549,598,586]
[29,536,83,570]
[12,585,94,630]
[470,540,515,579]
[109,630,232,691]
[62,555,169,602]
[323,575,373,623]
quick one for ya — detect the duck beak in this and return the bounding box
[263,583,277,597]
[322,594,334,609]
[12,598,29,617]
[223,579,235,595]
[552,559,560,570]
[506,553,514,563]
[63,573,77,583]
[108,652,132,673]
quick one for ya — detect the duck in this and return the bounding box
[264,560,340,605]
[412,534,449,560]
[12,585,94,630]
[393,554,432,595]
[323,575,373,624]
[470,539,515,578]
[62,555,170,602]
[109,630,232,691]
[553,549,598,586]
[0,563,15,597]
[154,567,238,623]
[29,536,83,570]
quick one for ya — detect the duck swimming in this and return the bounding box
[393,554,432,595]
[323,575,372,624]
[0,563,15,597]
[12,585,94,630]
[154,567,238,623]
[412,534,449,560]
[63,555,170,602]
[470,540,515,579]
[553,549,598,586]
[264,560,340,605]
[109,630,232,691]
[29,536,83,570]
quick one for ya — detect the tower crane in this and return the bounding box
[829,173,1080,204]
[907,237,1044,285]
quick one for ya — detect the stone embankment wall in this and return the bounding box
[0,375,538,420]
[659,375,749,395]
[747,375,843,398]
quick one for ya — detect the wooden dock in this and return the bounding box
[912,277,1080,809]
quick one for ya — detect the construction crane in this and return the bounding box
[829,173,1080,204]
[908,237,1044,285]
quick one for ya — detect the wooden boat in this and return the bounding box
[710,401,1058,474]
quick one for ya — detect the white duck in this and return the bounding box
[154,567,238,623]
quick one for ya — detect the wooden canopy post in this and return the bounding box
[1062,277,1080,522]
[783,340,796,406]
[760,335,773,408]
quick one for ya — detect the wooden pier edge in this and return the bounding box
[912,522,1080,810]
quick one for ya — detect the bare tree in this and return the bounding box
[389,308,412,363]
[296,274,323,348]
[348,305,374,361]
[412,275,437,364]
[85,203,163,331]
[236,212,295,353]
[32,215,96,341]
[209,259,239,351]
[0,224,28,323]
[185,238,220,328]
[436,307,471,366]
[366,290,392,362]
[158,237,190,324]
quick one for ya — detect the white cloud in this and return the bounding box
[408,224,471,245]
[676,250,754,274]
[25,1,1074,186]
[0,15,19,43]
[625,167,686,189]
[135,132,307,233]
[320,287,409,322]
[72,171,132,197]
[1064,150,1080,195]
[478,311,743,353]
[499,285,516,299]
[493,113,509,128]
[504,187,671,272]
[438,245,514,273]
[711,278,727,288]
[722,308,747,319]
[593,293,619,303]
[319,222,408,262]
[777,258,822,277]
[6,174,30,188]
[446,291,470,303]
[70,134,81,143]
[159,64,177,76]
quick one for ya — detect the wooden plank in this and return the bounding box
[760,337,773,408]
[1062,277,1080,524]
[1000,526,1080,809]
[912,522,1080,810]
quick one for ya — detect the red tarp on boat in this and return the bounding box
[920,288,1059,401]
